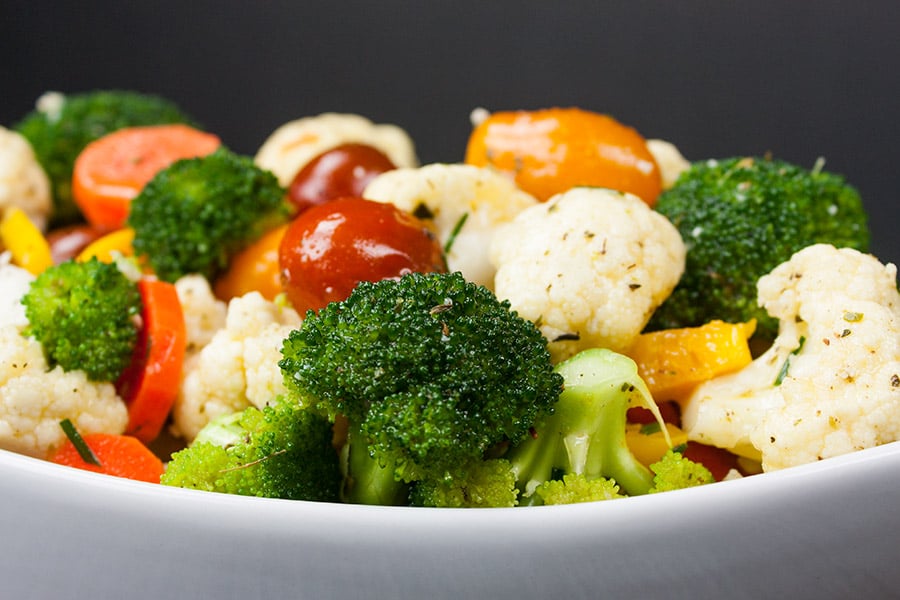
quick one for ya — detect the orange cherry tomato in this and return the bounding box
[287,143,397,213]
[279,197,446,314]
[214,223,288,302]
[464,107,662,206]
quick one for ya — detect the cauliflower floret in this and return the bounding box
[174,274,227,357]
[254,113,418,187]
[682,244,900,471]
[490,187,686,362]
[0,253,34,329]
[363,163,539,289]
[171,291,301,441]
[0,325,128,457]
[0,126,52,231]
[645,139,690,190]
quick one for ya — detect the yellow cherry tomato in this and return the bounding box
[465,107,662,205]
[214,223,288,302]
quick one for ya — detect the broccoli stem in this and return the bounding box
[342,425,409,506]
[508,348,666,502]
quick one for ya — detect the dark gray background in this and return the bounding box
[3,1,898,263]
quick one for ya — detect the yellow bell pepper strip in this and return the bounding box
[0,207,53,275]
[627,319,756,403]
[76,227,135,263]
[626,422,689,468]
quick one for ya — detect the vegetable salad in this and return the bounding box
[0,91,897,507]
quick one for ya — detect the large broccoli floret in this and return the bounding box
[14,90,197,226]
[21,258,142,382]
[128,147,289,282]
[649,156,870,340]
[279,271,563,505]
[161,396,342,502]
[505,348,669,505]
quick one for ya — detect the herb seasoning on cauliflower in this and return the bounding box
[490,187,686,362]
[0,126,52,231]
[682,244,900,471]
[171,291,301,441]
[254,113,419,187]
[363,163,539,289]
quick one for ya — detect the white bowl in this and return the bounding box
[2,441,898,599]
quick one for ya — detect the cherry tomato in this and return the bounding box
[682,441,740,482]
[287,143,397,213]
[45,224,105,264]
[279,197,446,314]
[465,107,662,206]
[214,223,288,302]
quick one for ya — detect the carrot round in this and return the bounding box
[72,124,221,231]
[50,433,165,483]
[116,278,187,444]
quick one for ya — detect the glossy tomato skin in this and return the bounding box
[465,107,662,206]
[279,197,446,314]
[45,224,105,264]
[287,143,397,213]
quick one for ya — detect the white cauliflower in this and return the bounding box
[0,257,128,457]
[0,126,52,231]
[682,244,900,471]
[171,291,301,441]
[490,187,686,363]
[254,113,418,187]
[645,139,690,190]
[363,163,538,289]
[174,274,227,357]
[0,253,34,329]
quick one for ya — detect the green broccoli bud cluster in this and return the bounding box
[410,459,519,508]
[650,156,870,339]
[161,397,342,502]
[128,147,289,282]
[279,271,564,501]
[649,448,715,493]
[21,258,142,382]
[14,90,197,226]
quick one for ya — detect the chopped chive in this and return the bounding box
[59,418,102,466]
[443,212,469,254]
[639,422,662,435]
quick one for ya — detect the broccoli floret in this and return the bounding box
[14,90,197,226]
[534,474,624,505]
[506,348,667,505]
[649,156,870,339]
[128,147,289,282]
[279,271,563,505]
[161,397,342,502]
[649,448,715,493]
[21,258,141,382]
[410,459,519,508]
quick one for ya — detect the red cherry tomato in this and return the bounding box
[279,197,446,314]
[287,143,397,213]
[45,224,105,264]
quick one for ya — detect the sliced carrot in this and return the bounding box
[50,432,164,483]
[213,223,288,301]
[628,320,756,403]
[0,207,53,275]
[72,124,221,231]
[116,278,187,443]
